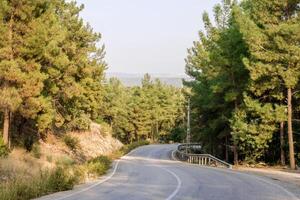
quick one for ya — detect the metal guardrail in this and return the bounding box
[178,143,202,153]
[176,144,232,169]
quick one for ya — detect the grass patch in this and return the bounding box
[86,155,112,176]
[0,140,149,200]
[0,138,9,158]
[0,167,78,200]
[63,135,80,151]
[56,156,76,167]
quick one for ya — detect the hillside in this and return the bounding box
[0,122,123,194]
[106,72,190,87]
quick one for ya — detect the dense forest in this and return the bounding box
[185,0,300,168]
[102,74,185,144]
[0,0,299,171]
[0,0,185,154]
[0,0,106,149]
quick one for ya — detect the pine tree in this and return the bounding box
[185,0,248,163]
[36,0,106,131]
[235,0,300,169]
[0,0,53,146]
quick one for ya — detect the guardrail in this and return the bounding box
[177,143,202,153]
[175,144,232,169]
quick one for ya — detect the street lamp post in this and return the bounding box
[187,98,191,144]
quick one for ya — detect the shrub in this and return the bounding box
[0,167,77,200]
[67,115,91,131]
[86,155,112,176]
[31,143,41,159]
[45,167,77,192]
[0,138,9,158]
[63,135,80,151]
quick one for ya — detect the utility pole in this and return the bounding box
[187,98,191,144]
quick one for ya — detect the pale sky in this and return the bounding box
[76,0,221,75]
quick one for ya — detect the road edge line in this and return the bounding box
[54,159,120,200]
[172,150,298,200]
[53,146,143,200]
[160,167,182,200]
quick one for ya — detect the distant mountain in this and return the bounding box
[106,72,190,87]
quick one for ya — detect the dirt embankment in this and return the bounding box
[0,122,123,181]
[40,122,123,163]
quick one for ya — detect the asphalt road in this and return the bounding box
[37,144,299,200]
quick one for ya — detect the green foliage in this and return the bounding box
[63,135,80,151]
[0,138,9,158]
[185,0,300,165]
[0,167,77,200]
[86,156,112,176]
[45,167,77,192]
[185,0,249,158]
[0,0,106,145]
[102,76,185,143]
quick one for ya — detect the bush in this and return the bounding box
[0,138,9,158]
[45,167,77,192]
[31,143,41,159]
[0,167,77,200]
[86,155,112,176]
[67,115,91,131]
[63,135,80,151]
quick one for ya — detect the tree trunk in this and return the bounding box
[2,7,14,148]
[280,121,285,166]
[287,88,296,169]
[233,144,238,165]
[233,100,239,165]
[3,109,10,146]
[225,136,229,162]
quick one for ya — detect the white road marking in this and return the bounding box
[235,171,299,200]
[171,150,178,161]
[173,149,298,200]
[53,147,143,200]
[206,166,299,200]
[182,163,299,200]
[160,167,182,200]
[54,159,120,200]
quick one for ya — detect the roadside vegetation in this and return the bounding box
[185,0,300,168]
[0,140,149,200]
[0,1,183,200]
[102,76,186,144]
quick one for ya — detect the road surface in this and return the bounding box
[37,144,299,200]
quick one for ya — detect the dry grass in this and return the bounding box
[0,124,150,200]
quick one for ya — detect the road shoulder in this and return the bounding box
[237,167,300,198]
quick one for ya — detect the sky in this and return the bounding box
[76,0,220,75]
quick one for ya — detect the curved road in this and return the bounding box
[37,144,299,200]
